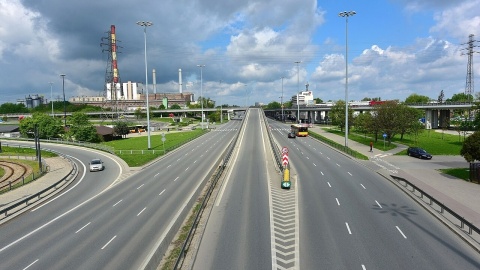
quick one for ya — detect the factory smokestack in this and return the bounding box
[178,68,183,93]
[152,69,157,94]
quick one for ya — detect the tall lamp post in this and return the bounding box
[281,77,284,122]
[137,21,153,149]
[294,61,301,124]
[219,80,223,124]
[60,74,66,127]
[49,82,54,117]
[339,11,356,147]
[197,64,205,129]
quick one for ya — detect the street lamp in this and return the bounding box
[60,74,66,127]
[219,80,223,124]
[339,10,356,147]
[137,21,153,149]
[49,82,54,117]
[281,77,284,122]
[294,61,301,123]
[197,64,205,129]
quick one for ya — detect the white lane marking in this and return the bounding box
[200,154,204,158]
[396,226,407,239]
[362,265,367,270]
[348,172,352,176]
[31,155,87,211]
[101,235,117,250]
[174,177,179,182]
[185,153,188,156]
[306,157,309,160]
[137,207,146,216]
[346,223,352,234]
[159,189,166,196]
[313,163,317,167]
[75,222,91,234]
[360,184,366,189]
[319,151,323,155]
[375,200,382,208]
[167,164,171,168]
[194,160,197,163]
[301,152,304,155]
[336,163,340,167]
[327,182,331,187]
[185,167,189,171]
[137,184,144,190]
[336,198,340,206]
[321,171,324,176]
[23,259,39,270]
[113,200,122,207]
[154,173,160,177]
[327,157,330,160]
[177,158,181,162]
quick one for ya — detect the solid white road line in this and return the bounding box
[346,222,352,234]
[75,222,91,234]
[101,235,116,250]
[113,200,122,207]
[396,226,407,239]
[23,259,39,270]
[375,200,382,208]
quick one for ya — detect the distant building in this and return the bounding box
[291,83,314,106]
[23,94,45,109]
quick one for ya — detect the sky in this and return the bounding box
[1,0,479,107]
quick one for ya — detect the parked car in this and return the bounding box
[89,158,105,172]
[287,132,296,138]
[407,147,432,159]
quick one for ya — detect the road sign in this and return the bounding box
[282,181,291,189]
[282,155,289,166]
[383,133,387,138]
[282,147,289,155]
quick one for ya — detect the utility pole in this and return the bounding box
[461,34,479,101]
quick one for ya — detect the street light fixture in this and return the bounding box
[197,64,205,129]
[49,82,54,117]
[339,10,356,147]
[137,21,153,149]
[219,80,223,124]
[294,61,301,123]
[60,74,66,127]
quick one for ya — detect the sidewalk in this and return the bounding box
[0,156,74,223]
[309,125,480,245]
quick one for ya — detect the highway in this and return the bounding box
[191,110,480,269]
[0,120,241,269]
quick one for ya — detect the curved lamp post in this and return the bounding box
[137,21,153,149]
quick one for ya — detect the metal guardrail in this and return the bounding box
[391,175,480,236]
[1,137,115,154]
[0,151,77,219]
[173,114,245,269]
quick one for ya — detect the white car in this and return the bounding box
[89,159,104,172]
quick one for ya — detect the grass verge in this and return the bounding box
[309,131,369,160]
[438,168,470,181]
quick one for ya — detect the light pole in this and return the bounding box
[219,80,223,124]
[281,77,284,122]
[294,61,301,123]
[60,74,66,127]
[49,82,54,117]
[137,21,153,149]
[339,10,356,147]
[197,64,205,129]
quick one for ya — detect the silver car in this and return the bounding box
[89,159,104,172]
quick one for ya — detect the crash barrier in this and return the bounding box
[391,175,480,238]
[170,113,245,269]
[263,112,284,171]
[1,137,115,154]
[0,152,77,219]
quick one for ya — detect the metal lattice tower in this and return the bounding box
[461,34,479,100]
[100,25,125,121]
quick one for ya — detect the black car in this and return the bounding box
[407,147,432,159]
[287,132,296,138]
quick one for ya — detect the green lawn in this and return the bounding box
[0,146,57,158]
[438,168,470,181]
[323,128,397,151]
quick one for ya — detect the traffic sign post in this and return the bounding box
[162,133,166,153]
[281,147,291,189]
[383,133,387,150]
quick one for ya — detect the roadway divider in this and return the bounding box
[390,175,480,249]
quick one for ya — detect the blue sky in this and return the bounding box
[0,0,479,106]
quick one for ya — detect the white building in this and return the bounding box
[106,81,143,100]
[292,91,314,106]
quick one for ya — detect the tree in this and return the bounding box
[67,112,99,142]
[396,105,423,140]
[265,101,281,109]
[404,93,430,104]
[461,131,480,162]
[170,104,181,109]
[314,98,323,104]
[438,90,445,103]
[134,108,146,119]
[447,93,473,102]
[19,112,63,139]
[114,121,130,138]
[354,112,373,138]
[0,103,29,114]
[330,100,354,132]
